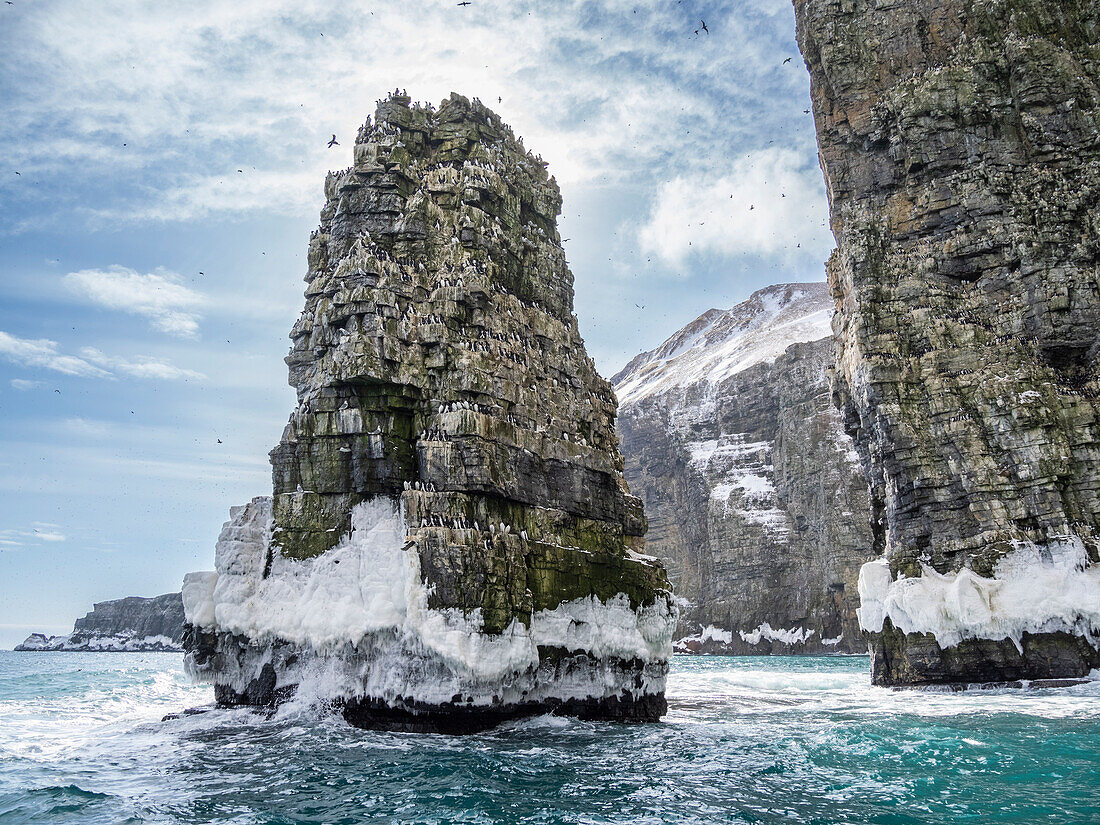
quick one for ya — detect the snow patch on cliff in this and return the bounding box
[15,633,182,652]
[739,623,816,646]
[857,536,1100,651]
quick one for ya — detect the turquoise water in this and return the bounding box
[0,652,1097,824]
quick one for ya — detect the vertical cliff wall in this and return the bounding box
[794,0,1100,683]
[182,93,675,730]
[615,283,874,654]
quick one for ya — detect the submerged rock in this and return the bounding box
[615,283,874,654]
[794,1,1100,682]
[14,593,184,652]
[182,92,675,730]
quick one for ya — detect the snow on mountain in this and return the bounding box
[612,282,833,406]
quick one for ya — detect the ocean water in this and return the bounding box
[0,653,1097,825]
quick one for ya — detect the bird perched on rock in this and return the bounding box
[328,134,339,147]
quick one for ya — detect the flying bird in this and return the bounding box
[783,57,792,64]
[328,134,339,147]
[457,1,471,5]
[54,389,60,394]
[217,438,222,444]
[13,171,19,175]
[700,19,708,33]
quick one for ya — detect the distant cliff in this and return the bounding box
[15,593,184,651]
[614,283,874,654]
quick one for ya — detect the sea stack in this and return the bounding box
[181,92,675,731]
[614,283,874,655]
[795,1,1100,684]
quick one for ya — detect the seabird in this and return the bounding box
[700,19,708,34]
[217,438,222,443]
[457,1,471,6]
[783,57,792,64]
[328,134,339,147]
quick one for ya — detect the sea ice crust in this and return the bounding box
[858,537,1100,652]
[184,497,676,704]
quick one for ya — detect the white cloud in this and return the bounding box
[10,379,43,391]
[79,347,206,381]
[0,331,203,382]
[0,331,112,378]
[637,147,832,268]
[64,266,205,338]
[62,418,114,439]
[0,527,66,545]
[0,0,812,225]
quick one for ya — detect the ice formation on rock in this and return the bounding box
[858,538,1100,653]
[182,92,674,730]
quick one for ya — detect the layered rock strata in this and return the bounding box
[15,593,184,652]
[794,0,1100,683]
[615,283,874,654]
[182,93,674,731]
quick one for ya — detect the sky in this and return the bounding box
[0,0,833,648]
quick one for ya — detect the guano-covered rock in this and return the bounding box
[794,0,1100,684]
[181,92,675,731]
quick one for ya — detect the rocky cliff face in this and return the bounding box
[15,593,184,651]
[794,0,1100,683]
[614,283,874,654]
[182,93,674,731]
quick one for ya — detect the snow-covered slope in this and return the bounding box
[613,283,834,406]
[615,281,874,655]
